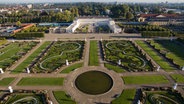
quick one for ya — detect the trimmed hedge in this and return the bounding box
[15,32,44,39]
[142,31,171,37]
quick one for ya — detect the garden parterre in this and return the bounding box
[0,41,38,71]
[103,40,152,72]
[33,41,84,73]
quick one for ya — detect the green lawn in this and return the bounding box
[152,40,184,67]
[122,75,169,84]
[104,63,126,73]
[53,91,76,104]
[17,77,64,86]
[136,40,175,71]
[12,42,51,73]
[171,74,184,83]
[61,62,83,73]
[0,77,15,86]
[111,89,136,104]
[0,39,7,46]
[89,40,99,66]
[0,42,38,70]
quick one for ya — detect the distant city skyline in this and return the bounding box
[0,0,183,3]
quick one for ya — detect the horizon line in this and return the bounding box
[0,1,184,4]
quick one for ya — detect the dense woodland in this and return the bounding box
[0,3,183,23]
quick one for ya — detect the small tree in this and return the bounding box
[126,12,134,21]
[16,21,21,27]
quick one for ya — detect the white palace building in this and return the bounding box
[65,16,122,33]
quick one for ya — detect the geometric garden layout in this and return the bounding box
[0,35,184,104]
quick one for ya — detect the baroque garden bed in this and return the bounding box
[102,40,153,72]
[32,41,84,73]
[0,41,38,72]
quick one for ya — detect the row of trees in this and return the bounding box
[122,25,168,31]
[15,32,44,39]
[21,26,49,33]
[142,31,171,37]
[0,7,78,23]
[1,3,182,23]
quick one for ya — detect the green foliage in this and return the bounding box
[89,41,99,66]
[12,42,51,73]
[136,40,175,71]
[16,21,21,27]
[103,40,152,71]
[126,12,134,20]
[15,32,44,39]
[121,25,169,34]
[0,7,78,23]
[17,77,64,86]
[122,75,169,84]
[76,25,89,33]
[0,41,38,70]
[0,77,15,86]
[110,4,130,18]
[4,93,45,104]
[61,62,83,73]
[151,40,184,68]
[34,41,84,72]
[145,91,184,104]
[104,63,126,73]
[171,74,184,83]
[53,91,76,104]
[22,26,49,33]
[111,89,136,104]
[142,31,171,37]
[0,38,7,46]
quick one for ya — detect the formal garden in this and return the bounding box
[148,40,184,70]
[32,41,84,73]
[0,77,15,86]
[0,90,48,104]
[102,40,153,72]
[60,62,83,73]
[139,87,184,104]
[135,40,176,71]
[17,77,64,86]
[0,41,38,71]
[122,75,169,85]
[111,89,136,104]
[53,91,76,104]
[12,41,51,73]
[89,40,99,66]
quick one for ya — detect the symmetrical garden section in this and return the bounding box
[111,89,136,104]
[102,40,153,72]
[148,40,184,70]
[0,77,15,86]
[53,91,76,104]
[0,90,49,104]
[89,40,99,66]
[0,41,38,71]
[32,41,84,73]
[135,40,176,71]
[12,41,51,73]
[122,75,169,85]
[139,87,184,104]
[17,77,64,86]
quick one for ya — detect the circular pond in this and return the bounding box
[75,71,113,95]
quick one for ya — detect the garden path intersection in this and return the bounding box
[0,33,183,104]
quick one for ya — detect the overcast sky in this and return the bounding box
[0,0,183,3]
